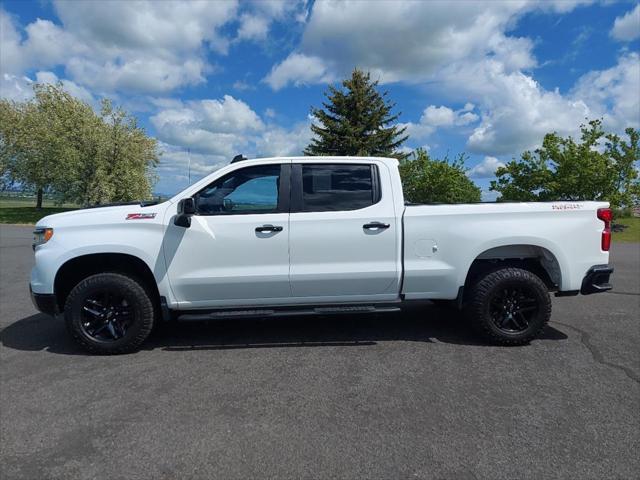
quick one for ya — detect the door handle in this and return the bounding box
[363,222,390,230]
[255,224,283,233]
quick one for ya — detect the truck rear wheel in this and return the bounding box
[64,273,155,354]
[465,267,551,345]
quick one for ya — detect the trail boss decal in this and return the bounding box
[551,203,583,211]
[126,213,157,220]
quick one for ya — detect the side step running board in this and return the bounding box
[177,305,401,322]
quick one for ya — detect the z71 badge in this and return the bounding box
[126,213,157,220]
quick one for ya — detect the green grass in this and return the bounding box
[613,216,640,243]
[0,206,76,224]
[0,197,77,224]
[0,196,77,208]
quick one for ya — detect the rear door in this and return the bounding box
[288,161,399,302]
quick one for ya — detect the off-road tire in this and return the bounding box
[465,267,551,345]
[64,273,155,354]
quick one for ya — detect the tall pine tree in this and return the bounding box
[304,69,408,157]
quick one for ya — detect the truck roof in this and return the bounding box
[236,156,399,167]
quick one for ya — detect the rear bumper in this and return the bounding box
[580,265,614,295]
[29,285,58,316]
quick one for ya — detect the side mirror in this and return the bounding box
[174,197,196,227]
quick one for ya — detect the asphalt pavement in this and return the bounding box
[1,224,638,479]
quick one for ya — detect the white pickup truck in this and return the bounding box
[30,156,614,354]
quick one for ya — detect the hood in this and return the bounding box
[35,202,166,228]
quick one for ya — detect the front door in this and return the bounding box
[164,163,290,308]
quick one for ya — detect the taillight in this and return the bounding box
[597,208,612,251]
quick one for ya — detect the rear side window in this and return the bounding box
[300,164,379,212]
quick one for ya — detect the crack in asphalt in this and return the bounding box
[552,320,640,385]
[609,291,640,296]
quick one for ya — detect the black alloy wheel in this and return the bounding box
[489,285,539,334]
[80,290,133,342]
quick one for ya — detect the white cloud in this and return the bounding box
[232,80,254,91]
[151,94,311,159]
[150,95,264,156]
[571,53,640,131]
[53,0,239,93]
[611,4,640,42]
[236,0,307,43]
[468,156,506,179]
[67,57,210,95]
[0,10,81,76]
[440,51,639,157]
[198,96,265,133]
[438,59,591,154]
[423,50,638,156]
[53,0,238,55]
[1,1,239,96]
[255,121,311,157]
[1,1,311,97]
[0,74,33,101]
[423,105,479,127]
[34,71,95,105]
[402,104,479,139]
[265,53,334,90]
[0,69,94,104]
[22,18,83,67]
[0,10,24,75]
[237,14,270,41]
[422,106,456,127]
[264,1,564,89]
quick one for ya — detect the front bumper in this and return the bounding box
[580,265,614,295]
[30,285,58,316]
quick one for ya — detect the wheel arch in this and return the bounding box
[463,244,563,294]
[54,253,160,311]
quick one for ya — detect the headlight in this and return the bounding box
[33,227,54,250]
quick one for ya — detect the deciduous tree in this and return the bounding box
[490,120,640,208]
[0,83,159,207]
[399,148,481,203]
[0,84,93,207]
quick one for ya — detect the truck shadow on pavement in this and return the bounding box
[1,304,568,355]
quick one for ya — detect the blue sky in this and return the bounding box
[1,0,639,198]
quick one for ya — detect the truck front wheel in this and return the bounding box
[465,267,551,345]
[64,272,155,354]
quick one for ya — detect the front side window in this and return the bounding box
[301,164,377,212]
[194,165,281,215]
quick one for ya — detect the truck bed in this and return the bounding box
[401,201,609,299]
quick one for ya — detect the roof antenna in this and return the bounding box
[231,154,247,164]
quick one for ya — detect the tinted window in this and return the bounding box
[194,165,281,215]
[301,164,376,212]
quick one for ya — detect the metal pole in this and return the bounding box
[187,148,191,185]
